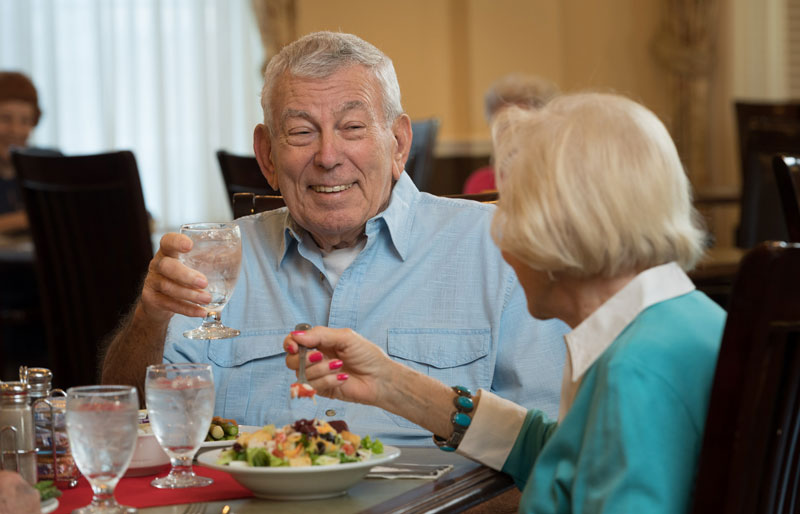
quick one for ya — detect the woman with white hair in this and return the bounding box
[284,92,726,512]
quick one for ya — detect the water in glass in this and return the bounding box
[146,363,215,489]
[179,223,242,339]
[66,386,138,513]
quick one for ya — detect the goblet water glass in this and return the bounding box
[65,385,139,514]
[145,363,215,489]
[179,222,242,339]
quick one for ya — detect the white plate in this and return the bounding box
[41,498,58,514]
[200,425,261,448]
[197,445,401,500]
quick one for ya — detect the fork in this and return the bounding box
[295,322,312,384]
[290,323,315,399]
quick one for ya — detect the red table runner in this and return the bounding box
[53,467,253,513]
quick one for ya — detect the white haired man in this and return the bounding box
[102,32,567,444]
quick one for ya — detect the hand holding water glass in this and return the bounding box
[179,222,242,339]
[65,385,139,514]
[145,363,215,489]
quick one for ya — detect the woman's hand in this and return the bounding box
[283,326,394,406]
[284,326,467,439]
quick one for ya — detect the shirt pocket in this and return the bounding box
[385,328,492,429]
[207,329,291,367]
[206,329,294,424]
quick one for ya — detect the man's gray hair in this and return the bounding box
[261,31,403,132]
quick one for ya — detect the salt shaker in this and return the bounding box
[20,366,79,488]
[0,382,37,485]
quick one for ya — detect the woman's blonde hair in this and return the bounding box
[491,92,706,278]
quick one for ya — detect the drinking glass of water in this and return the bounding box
[145,363,215,489]
[179,222,242,339]
[65,385,139,513]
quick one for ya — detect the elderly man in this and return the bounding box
[102,31,567,444]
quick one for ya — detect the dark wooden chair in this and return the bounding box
[10,149,153,389]
[445,191,499,203]
[232,190,497,220]
[691,241,800,513]
[406,118,440,193]
[216,150,278,212]
[772,154,800,242]
[734,102,800,248]
[232,192,286,219]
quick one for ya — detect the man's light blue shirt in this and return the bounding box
[164,173,567,445]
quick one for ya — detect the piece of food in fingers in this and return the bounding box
[289,382,316,399]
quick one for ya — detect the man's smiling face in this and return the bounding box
[254,65,410,251]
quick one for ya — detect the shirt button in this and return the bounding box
[325,409,336,417]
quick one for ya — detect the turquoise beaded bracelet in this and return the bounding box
[433,386,474,452]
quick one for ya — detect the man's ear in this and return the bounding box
[254,124,279,190]
[391,114,412,181]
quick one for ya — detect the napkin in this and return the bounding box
[366,462,453,479]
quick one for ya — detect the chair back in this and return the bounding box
[231,190,496,220]
[734,102,800,248]
[691,241,800,513]
[406,118,440,192]
[216,150,278,210]
[11,149,153,389]
[232,192,286,219]
[444,191,499,203]
[773,154,800,242]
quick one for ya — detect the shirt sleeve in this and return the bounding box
[457,389,529,470]
[539,360,702,513]
[501,410,558,490]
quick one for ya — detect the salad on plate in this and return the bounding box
[216,418,383,468]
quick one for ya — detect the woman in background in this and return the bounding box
[0,71,41,234]
[286,92,726,513]
[462,72,559,194]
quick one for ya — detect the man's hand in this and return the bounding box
[140,232,212,322]
[0,471,41,514]
[101,231,212,393]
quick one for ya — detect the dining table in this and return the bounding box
[51,446,514,514]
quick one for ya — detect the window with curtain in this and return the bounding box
[0,0,265,230]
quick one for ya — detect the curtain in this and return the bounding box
[0,0,265,230]
[251,0,296,75]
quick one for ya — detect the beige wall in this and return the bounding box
[296,0,676,148]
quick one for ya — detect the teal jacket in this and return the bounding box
[503,291,726,513]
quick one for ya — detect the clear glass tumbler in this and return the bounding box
[179,222,242,340]
[145,363,215,489]
[65,385,139,513]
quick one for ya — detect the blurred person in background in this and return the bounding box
[287,93,725,512]
[463,73,559,194]
[0,71,41,234]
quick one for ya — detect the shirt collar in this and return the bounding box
[276,171,419,265]
[564,262,696,382]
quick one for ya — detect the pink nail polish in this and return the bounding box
[309,351,323,363]
[286,345,297,355]
[337,373,349,381]
[329,360,343,370]
[291,330,306,336]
